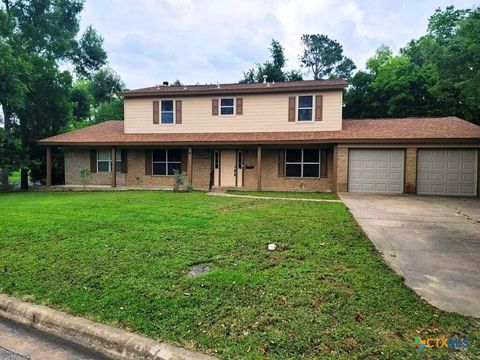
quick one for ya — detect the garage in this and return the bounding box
[348,149,404,193]
[417,149,478,196]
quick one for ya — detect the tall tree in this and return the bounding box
[345,5,480,124]
[240,39,303,83]
[0,0,108,188]
[300,34,356,79]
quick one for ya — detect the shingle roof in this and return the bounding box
[39,117,480,146]
[118,79,348,97]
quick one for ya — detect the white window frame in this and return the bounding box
[160,99,175,125]
[296,95,314,122]
[214,151,219,169]
[152,149,182,176]
[285,148,320,178]
[237,150,244,169]
[97,149,122,173]
[219,97,236,117]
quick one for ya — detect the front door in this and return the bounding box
[220,150,236,186]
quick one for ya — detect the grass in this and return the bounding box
[226,190,339,200]
[8,171,20,185]
[0,191,478,359]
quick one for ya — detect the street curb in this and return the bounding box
[0,294,217,360]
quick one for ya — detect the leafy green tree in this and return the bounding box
[345,6,480,124]
[300,34,356,79]
[71,80,94,121]
[73,26,107,78]
[0,0,108,188]
[91,66,125,104]
[240,39,302,83]
[93,97,124,123]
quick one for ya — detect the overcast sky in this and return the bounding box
[80,0,477,89]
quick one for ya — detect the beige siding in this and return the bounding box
[124,91,343,133]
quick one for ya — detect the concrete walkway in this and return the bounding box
[207,192,342,203]
[0,317,106,360]
[340,193,480,318]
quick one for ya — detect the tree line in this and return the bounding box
[0,0,125,190]
[240,5,479,125]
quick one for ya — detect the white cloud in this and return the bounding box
[81,0,476,88]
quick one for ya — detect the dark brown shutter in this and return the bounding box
[288,96,296,122]
[153,101,159,124]
[236,98,243,115]
[121,150,127,174]
[90,149,97,173]
[212,99,219,115]
[278,150,285,176]
[175,100,182,124]
[145,149,152,175]
[320,149,328,178]
[315,95,323,121]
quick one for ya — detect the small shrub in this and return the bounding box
[80,169,92,190]
[172,169,189,192]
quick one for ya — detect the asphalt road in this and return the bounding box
[0,346,28,360]
[0,317,107,360]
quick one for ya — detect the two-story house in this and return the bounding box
[40,79,480,196]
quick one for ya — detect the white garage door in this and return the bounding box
[348,149,404,193]
[417,149,477,196]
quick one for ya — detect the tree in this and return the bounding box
[73,26,108,78]
[93,97,124,123]
[401,5,480,123]
[0,0,108,188]
[71,80,94,121]
[240,39,303,83]
[344,5,480,124]
[90,66,125,105]
[300,34,356,79]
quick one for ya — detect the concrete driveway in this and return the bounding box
[340,193,480,318]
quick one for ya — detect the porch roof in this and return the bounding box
[39,117,480,146]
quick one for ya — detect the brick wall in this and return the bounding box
[405,147,417,193]
[192,149,212,190]
[125,149,188,188]
[65,147,336,191]
[335,147,348,192]
[64,148,126,186]
[242,148,334,191]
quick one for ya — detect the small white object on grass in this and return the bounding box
[267,243,277,251]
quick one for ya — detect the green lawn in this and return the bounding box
[226,190,339,200]
[0,192,478,359]
[8,171,20,185]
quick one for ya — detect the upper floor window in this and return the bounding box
[297,95,313,121]
[161,100,174,124]
[285,149,320,177]
[220,98,235,115]
[152,149,182,175]
[97,149,122,172]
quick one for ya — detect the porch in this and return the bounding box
[44,145,335,192]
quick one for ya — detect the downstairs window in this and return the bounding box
[152,149,182,175]
[285,149,320,177]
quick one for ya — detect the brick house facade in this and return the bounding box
[40,80,480,196]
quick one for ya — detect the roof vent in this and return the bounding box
[272,80,275,85]
[162,81,169,86]
[263,75,267,84]
[216,82,221,89]
[155,84,160,89]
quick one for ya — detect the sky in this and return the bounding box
[80,0,478,89]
